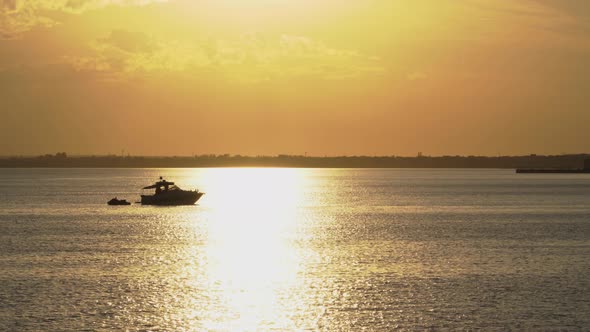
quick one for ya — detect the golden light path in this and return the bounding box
[186,168,315,330]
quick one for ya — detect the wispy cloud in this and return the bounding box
[532,0,590,17]
[465,0,589,32]
[63,31,384,83]
[0,0,167,39]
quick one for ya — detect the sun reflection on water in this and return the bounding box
[190,168,311,330]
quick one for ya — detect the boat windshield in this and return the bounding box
[141,182,188,195]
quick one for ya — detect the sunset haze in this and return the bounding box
[1,0,589,156]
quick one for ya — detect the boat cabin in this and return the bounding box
[142,178,178,195]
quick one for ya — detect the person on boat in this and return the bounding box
[155,186,162,195]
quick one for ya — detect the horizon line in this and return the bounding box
[2,153,590,159]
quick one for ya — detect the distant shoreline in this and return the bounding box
[1,154,589,169]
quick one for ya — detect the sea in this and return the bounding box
[1,168,589,331]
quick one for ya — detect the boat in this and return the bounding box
[516,159,590,174]
[140,177,204,206]
[108,197,131,206]
[516,168,590,174]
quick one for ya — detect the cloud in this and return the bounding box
[98,29,155,53]
[0,0,167,39]
[530,0,590,34]
[63,32,384,83]
[532,0,590,16]
[466,0,589,31]
[62,31,211,81]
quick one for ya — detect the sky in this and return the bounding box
[0,0,589,156]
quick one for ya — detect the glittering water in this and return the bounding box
[1,168,589,331]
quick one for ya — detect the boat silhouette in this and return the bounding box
[107,197,131,206]
[141,177,204,206]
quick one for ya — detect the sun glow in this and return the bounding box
[203,0,339,11]
[173,0,362,29]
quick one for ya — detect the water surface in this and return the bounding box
[1,168,589,330]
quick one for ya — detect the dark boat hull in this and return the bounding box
[141,191,204,206]
[108,199,131,206]
[516,169,590,174]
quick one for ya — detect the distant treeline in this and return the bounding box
[1,153,590,169]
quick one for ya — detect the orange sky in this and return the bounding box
[1,0,589,156]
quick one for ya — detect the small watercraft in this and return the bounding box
[140,177,204,206]
[107,197,131,206]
